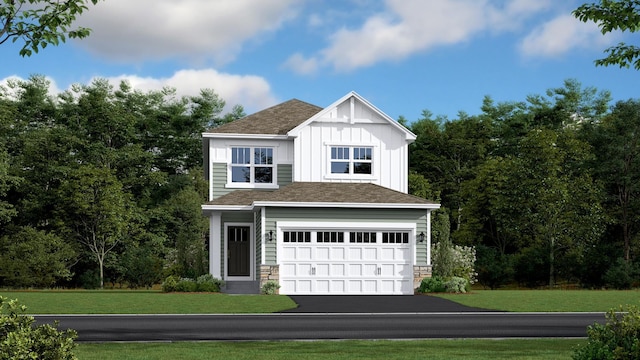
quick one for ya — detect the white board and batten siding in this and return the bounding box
[292,98,410,193]
[277,221,416,295]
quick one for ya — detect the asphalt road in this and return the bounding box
[35,312,606,342]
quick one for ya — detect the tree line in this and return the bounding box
[0,75,244,288]
[407,79,640,289]
[1,76,638,290]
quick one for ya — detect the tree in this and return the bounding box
[506,129,605,286]
[1,0,100,56]
[573,0,640,70]
[584,99,640,262]
[62,165,131,289]
[0,226,75,287]
[0,147,20,226]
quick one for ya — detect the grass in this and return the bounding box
[433,289,640,312]
[2,288,638,314]
[75,339,585,360]
[0,290,297,314]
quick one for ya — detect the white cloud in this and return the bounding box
[285,0,554,73]
[519,14,615,58]
[99,69,278,113]
[75,0,301,64]
[1,70,278,114]
[283,53,319,75]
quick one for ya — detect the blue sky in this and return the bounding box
[2,0,639,122]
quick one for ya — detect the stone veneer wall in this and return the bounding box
[260,265,279,293]
[413,265,432,290]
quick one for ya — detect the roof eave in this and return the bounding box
[201,133,290,140]
[252,201,440,209]
[202,204,255,211]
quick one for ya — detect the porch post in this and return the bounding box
[210,211,222,278]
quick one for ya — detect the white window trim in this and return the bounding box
[324,143,378,180]
[226,146,279,189]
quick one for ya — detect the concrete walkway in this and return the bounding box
[281,295,494,313]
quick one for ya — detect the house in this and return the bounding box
[201,92,440,295]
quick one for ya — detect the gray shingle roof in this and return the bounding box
[205,182,438,207]
[208,99,323,135]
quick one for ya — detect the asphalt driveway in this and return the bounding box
[282,295,494,313]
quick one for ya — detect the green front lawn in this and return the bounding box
[2,288,639,314]
[76,339,584,360]
[0,290,297,314]
[433,289,640,312]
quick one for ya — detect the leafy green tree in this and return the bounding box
[583,99,640,262]
[410,111,492,231]
[0,147,20,226]
[155,185,208,278]
[0,226,75,287]
[61,165,132,288]
[574,0,640,70]
[1,0,100,56]
[509,129,605,286]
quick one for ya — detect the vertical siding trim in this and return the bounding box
[260,207,266,264]
[426,210,432,266]
[209,211,222,278]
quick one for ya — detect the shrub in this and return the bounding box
[162,275,224,293]
[573,305,640,360]
[475,245,513,290]
[261,280,280,295]
[161,275,179,292]
[174,278,198,292]
[0,296,77,360]
[432,239,477,284]
[196,274,224,292]
[418,276,446,293]
[603,258,637,290]
[444,277,469,293]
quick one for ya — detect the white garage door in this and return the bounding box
[279,230,413,295]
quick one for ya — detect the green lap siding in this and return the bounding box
[263,207,428,265]
[277,164,292,186]
[212,163,292,199]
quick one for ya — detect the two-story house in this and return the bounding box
[201,92,440,295]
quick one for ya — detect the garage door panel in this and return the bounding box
[363,280,377,292]
[363,248,377,260]
[332,263,345,276]
[298,247,312,260]
[297,263,312,276]
[316,280,330,292]
[331,248,345,260]
[349,247,362,260]
[381,248,395,260]
[331,280,346,293]
[316,263,330,276]
[349,263,363,276]
[316,247,330,260]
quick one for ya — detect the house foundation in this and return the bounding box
[260,265,280,293]
[413,265,432,290]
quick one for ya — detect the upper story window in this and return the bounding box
[231,147,274,184]
[330,146,372,175]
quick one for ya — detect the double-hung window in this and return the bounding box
[330,146,372,175]
[231,147,274,185]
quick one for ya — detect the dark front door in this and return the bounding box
[227,226,250,277]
